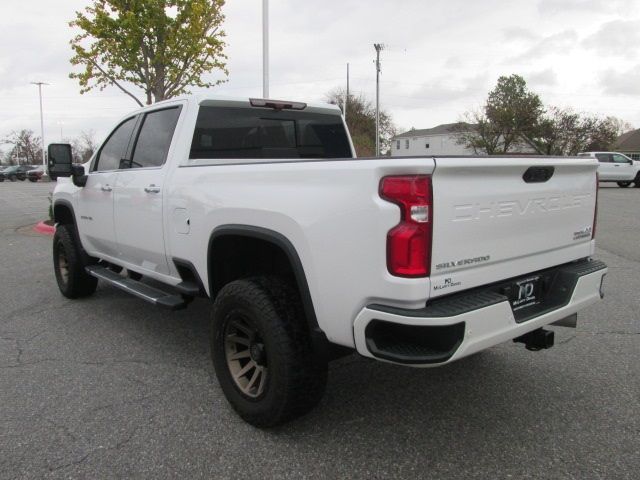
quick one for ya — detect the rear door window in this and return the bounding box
[190,107,351,159]
[128,107,181,169]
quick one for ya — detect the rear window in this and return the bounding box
[190,107,351,159]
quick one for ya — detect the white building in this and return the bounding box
[391,123,476,157]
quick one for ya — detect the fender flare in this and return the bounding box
[208,225,330,357]
[52,199,77,226]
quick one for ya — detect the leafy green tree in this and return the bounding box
[70,0,228,106]
[485,74,544,152]
[458,74,544,154]
[326,89,396,156]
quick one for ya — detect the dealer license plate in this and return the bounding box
[508,275,542,312]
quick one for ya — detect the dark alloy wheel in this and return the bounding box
[224,315,268,398]
[53,225,98,298]
[618,181,632,188]
[211,276,327,428]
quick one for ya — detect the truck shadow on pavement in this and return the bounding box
[88,284,587,439]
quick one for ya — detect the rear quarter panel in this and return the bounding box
[167,157,435,346]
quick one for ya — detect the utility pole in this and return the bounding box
[344,63,350,121]
[374,44,384,157]
[31,81,48,168]
[262,0,269,98]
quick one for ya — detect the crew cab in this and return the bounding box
[48,95,607,427]
[578,151,640,187]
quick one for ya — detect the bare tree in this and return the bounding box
[326,88,396,156]
[534,108,631,155]
[2,130,43,165]
[70,130,99,163]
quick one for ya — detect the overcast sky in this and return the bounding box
[1,0,639,148]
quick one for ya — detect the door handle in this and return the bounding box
[101,184,113,192]
[144,185,161,194]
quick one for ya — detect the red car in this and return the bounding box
[27,166,46,182]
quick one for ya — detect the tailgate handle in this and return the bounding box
[523,166,554,183]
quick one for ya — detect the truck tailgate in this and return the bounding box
[429,156,598,298]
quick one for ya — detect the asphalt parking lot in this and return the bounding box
[0,181,638,479]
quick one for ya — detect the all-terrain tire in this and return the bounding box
[53,225,98,298]
[211,276,327,428]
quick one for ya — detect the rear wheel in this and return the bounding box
[618,181,632,188]
[28,178,37,183]
[53,225,98,298]
[634,173,640,188]
[9,175,16,182]
[211,276,327,428]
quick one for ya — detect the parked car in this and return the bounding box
[27,165,46,182]
[578,151,640,187]
[0,165,33,182]
[49,95,606,427]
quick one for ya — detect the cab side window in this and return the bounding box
[595,154,612,163]
[129,107,181,169]
[94,117,137,171]
[612,154,630,164]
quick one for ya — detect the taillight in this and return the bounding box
[380,175,433,277]
[593,171,599,239]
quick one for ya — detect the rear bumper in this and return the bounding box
[353,259,607,366]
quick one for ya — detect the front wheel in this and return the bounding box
[53,225,98,298]
[618,181,632,188]
[211,277,327,428]
[28,178,37,183]
[9,175,16,182]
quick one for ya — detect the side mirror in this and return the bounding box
[47,144,73,180]
[71,165,87,187]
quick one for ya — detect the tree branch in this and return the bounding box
[89,60,143,107]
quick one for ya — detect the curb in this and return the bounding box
[33,221,55,236]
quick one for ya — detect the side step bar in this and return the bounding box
[85,265,187,310]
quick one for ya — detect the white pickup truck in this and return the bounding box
[578,151,640,188]
[48,95,607,427]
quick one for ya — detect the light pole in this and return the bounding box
[262,0,269,98]
[57,121,64,141]
[31,81,49,169]
[374,44,384,157]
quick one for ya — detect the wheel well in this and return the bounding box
[53,203,75,226]
[209,234,295,297]
[207,227,334,361]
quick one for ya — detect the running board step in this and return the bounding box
[85,265,187,310]
[175,281,201,297]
